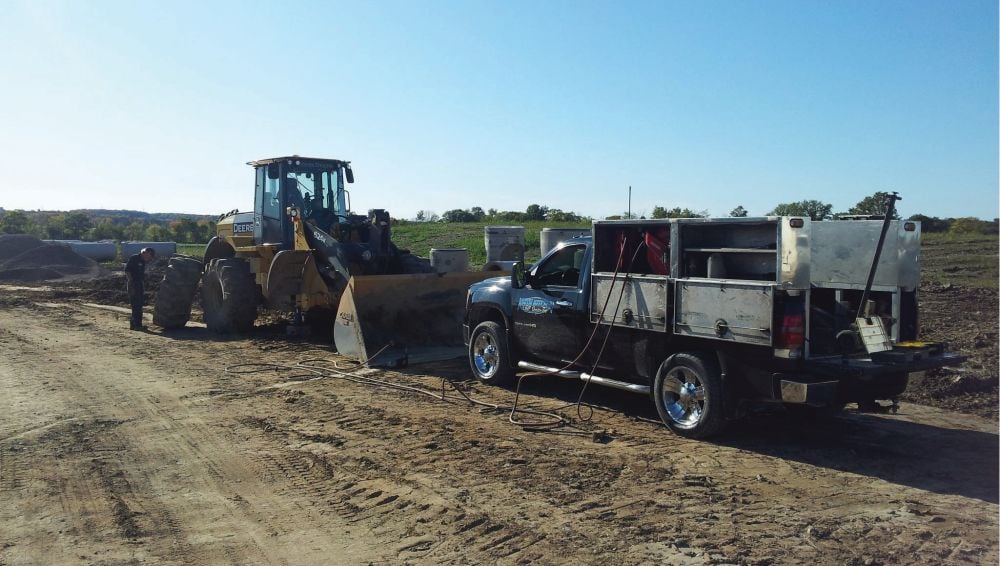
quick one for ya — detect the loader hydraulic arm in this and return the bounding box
[287,206,310,251]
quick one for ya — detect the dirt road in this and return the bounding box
[1,298,997,565]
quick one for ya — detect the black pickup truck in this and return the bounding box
[463,218,964,438]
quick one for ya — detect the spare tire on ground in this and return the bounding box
[153,255,203,329]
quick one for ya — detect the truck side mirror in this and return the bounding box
[267,163,280,180]
[512,262,526,289]
[345,167,355,184]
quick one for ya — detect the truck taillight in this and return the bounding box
[775,313,804,358]
[777,314,806,349]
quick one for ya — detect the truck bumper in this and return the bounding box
[783,348,965,404]
[779,380,839,405]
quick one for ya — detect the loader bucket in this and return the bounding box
[334,271,501,367]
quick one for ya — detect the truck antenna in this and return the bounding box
[628,185,632,219]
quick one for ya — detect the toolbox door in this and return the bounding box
[674,280,774,346]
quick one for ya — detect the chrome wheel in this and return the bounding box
[472,332,499,379]
[467,320,514,385]
[660,365,706,428]
[653,352,726,438]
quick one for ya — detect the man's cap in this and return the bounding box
[141,247,156,257]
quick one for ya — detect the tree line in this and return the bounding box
[0,210,217,243]
[761,192,997,234]
[419,204,586,224]
[412,191,998,234]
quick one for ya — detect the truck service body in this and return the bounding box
[463,217,963,438]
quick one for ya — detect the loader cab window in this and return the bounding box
[263,176,282,219]
[284,169,342,224]
[532,243,586,287]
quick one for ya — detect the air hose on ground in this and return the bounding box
[225,354,584,434]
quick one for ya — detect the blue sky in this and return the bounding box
[1,0,996,220]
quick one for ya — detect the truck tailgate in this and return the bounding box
[805,345,965,377]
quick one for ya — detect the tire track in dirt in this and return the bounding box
[227,353,998,565]
[238,409,545,562]
[235,378,734,563]
[0,305,385,565]
[3,301,997,565]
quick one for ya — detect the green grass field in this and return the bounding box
[177,243,206,258]
[391,220,591,267]
[920,231,998,289]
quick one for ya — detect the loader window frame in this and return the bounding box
[284,167,341,219]
[262,174,282,220]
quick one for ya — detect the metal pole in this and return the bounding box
[856,192,901,320]
[628,186,632,219]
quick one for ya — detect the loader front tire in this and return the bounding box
[153,255,203,329]
[201,258,257,333]
[468,321,515,386]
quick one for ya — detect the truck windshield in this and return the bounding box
[285,168,342,218]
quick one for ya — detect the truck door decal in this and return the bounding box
[518,297,554,315]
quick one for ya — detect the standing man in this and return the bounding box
[125,247,156,330]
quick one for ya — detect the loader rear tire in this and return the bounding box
[468,321,515,386]
[152,255,202,329]
[201,258,257,333]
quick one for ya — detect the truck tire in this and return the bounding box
[653,352,727,439]
[468,321,515,386]
[201,258,257,333]
[152,255,202,329]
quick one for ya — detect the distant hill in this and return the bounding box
[1,209,219,223]
[66,209,219,223]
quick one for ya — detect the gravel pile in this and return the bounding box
[0,234,103,282]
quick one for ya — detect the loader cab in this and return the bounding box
[250,156,353,247]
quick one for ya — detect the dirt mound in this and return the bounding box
[0,234,46,262]
[0,267,66,281]
[0,234,102,282]
[73,273,131,305]
[901,283,998,419]
[67,257,173,306]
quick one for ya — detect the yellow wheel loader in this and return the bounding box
[156,156,493,367]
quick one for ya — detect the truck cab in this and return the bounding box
[510,239,591,365]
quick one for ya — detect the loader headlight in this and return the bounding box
[361,250,372,261]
